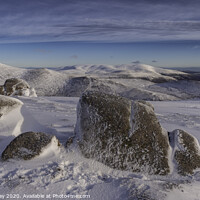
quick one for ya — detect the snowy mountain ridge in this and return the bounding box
[0,62,199,100]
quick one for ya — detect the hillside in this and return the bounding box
[0,62,199,100]
[0,63,25,84]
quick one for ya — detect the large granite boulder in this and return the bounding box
[75,91,170,175]
[169,129,200,175]
[1,132,60,160]
[2,78,37,97]
[0,95,23,117]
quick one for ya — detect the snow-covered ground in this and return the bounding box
[0,96,200,200]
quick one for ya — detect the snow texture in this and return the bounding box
[0,63,200,199]
[0,96,199,199]
[76,91,170,175]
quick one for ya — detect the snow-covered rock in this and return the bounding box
[75,91,170,175]
[0,95,23,117]
[1,132,60,160]
[169,129,200,175]
[1,78,37,97]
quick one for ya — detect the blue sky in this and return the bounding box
[0,0,200,68]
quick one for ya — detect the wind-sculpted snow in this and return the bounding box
[75,91,170,175]
[0,96,200,199]
[0,95,23,117]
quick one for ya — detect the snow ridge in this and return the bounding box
[1,62,199,101]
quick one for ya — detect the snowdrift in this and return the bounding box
[0,96,56,156]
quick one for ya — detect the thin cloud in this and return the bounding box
[35,49,52,53]
[70,55,78,59]
[193,45,200,49]
[152,60,157,63]
[132,61,140,64]
[1,0,200,43]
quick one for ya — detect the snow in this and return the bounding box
[38,136,60,158]
[166,182,200,200]
[0,95,23,116]
[0,62,200,199]
[0,96,200,200]
[0,63,25,84]
[151,100,200,143]
[0,62,196,100]
[56,64,186,78]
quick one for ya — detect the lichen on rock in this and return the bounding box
[1,132,60,160]
[75,91,170,175]
[170,129,200,175]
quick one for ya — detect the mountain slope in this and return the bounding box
[1,62,199,100]
[21,68,69,96]
[0,63,25,84]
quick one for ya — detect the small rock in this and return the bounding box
[1,132,60,160]
[171,129,200,175]
[3,78,37,97]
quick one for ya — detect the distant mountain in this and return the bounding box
[163,66,200,73]
[1,62,200,100]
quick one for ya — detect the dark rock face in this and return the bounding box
[65,77,91,97]
[1,132,60,160]
[4,78,30,96]
[129,101,170,175]
[75,91,170,175]
[0,86,4,95]
[170,129,200,175]
[64,76,114,97]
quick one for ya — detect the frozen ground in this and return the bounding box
[0,96,200,200]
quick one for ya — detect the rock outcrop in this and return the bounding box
[1,132,60,160]
[0,78,37,97]
[75,91,170,175]
[169,129,200,175]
